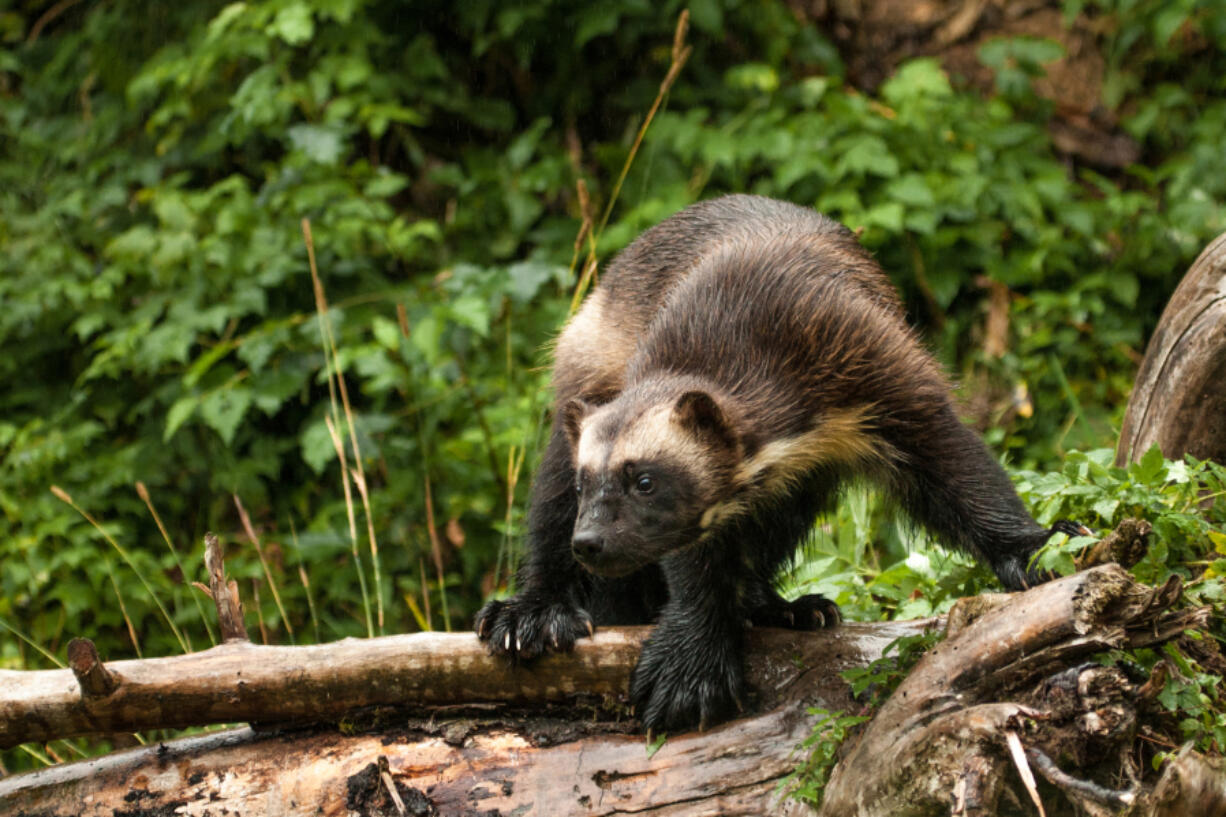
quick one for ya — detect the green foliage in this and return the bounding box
[1018,447,1226,600]
[783,631,940,806]
[780,710,869,808]
[3,0,1226,775]
[841,630,945,710]
[1156,640,1226,755]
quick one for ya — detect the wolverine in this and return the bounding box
[475,194,1085,734]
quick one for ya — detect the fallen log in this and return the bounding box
[1,621,924,816]
[4,565,1216,816]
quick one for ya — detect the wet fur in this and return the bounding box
[476,195,1067,733]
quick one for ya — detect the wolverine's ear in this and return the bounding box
[673,391,736,449]
[560,398,590,450]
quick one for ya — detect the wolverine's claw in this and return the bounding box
[504,632,511,651]
[585,620,595,638]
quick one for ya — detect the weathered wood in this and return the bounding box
[817,565,1212,817]
[65,638,115,699]
[0,621,926,816]
[202,531,249,643]
[0,622,922,751]
[1117,230,1226,465]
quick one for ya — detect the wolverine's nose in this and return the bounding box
[572,530,604,561]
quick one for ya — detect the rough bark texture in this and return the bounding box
[1,628,645,749]
[817,565,1215,817]
[5,567,1217,816]
[0,621,925,816]
[1117,230,1226,465]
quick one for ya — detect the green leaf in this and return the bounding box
[885,174,935,208]
[449,295,491,336]
[164,396,199,442]
[834,136,899,179]
[575,7,620,47]
[198,387,252,445]
[1091,498,1119,524]
[372,316,402,350]
[1132,445,1168,485]
[287,124,345,164]
[268,2,314,45]
[300,417,337,474]
[688,0,724,34]
[880,59,951,104]
[726,63,779,94]
[506,261,558,303]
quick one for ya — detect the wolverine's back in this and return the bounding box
[554,194,902,403]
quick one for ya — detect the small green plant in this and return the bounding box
[781,709,869,807]
[1020,446,1226,600]
[782,631,942,806]
[841,630,945,710]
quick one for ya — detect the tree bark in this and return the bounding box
[1,622,925,816]
[5,567,1217,817]
[1117,230,1226,465]
[818,565,1216,817]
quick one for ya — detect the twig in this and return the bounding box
[570,10,692,314]
[105,559,142,659]
[323,412,374,638]
[379,757,407,816]
[1004,731,1046,817]
[26,0,84,43]
[423,472,451,631]
[204,533,248,643]
[1025,746,1137,809]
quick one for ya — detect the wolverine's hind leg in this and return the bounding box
[748,592,841,630]
[883,403,1078,590]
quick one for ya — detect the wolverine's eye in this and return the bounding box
[635,474,655,495]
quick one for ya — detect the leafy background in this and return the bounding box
[3,0,1226,771]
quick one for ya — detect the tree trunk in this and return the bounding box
[1117,230,1226,465]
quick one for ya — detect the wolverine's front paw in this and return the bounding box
[630,632,745,734]
[749,593,841,630]
[474,595,595,661]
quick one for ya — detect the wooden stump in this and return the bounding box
[1117,231,1226,465]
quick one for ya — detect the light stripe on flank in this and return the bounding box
[700,405,894,530]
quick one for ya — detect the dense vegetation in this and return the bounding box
[3,0,1225,773]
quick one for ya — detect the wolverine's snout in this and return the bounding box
[571,528,604,560]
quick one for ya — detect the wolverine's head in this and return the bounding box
[561,382,742,577]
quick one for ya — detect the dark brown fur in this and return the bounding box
[476,195,1078,733]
